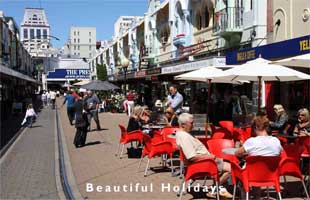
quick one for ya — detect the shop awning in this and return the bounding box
[0,64,38,83]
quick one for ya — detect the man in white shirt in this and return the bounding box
[50,90,57,109]
[167,85,183,115]
[176,113,233,198]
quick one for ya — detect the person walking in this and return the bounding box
[41,91,47,108]
[166,84,183,115]
[73,92,89,148]
[22,104,38,128]
[46,90,51,107]
[85,90,101,131]
[62,90,76,125]
[50,90,57,109]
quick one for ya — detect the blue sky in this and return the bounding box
[0,0,149,48]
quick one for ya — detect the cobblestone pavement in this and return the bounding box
[58,98,307,200]
[0,107,60,200]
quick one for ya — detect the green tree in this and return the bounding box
[96,64,108,81]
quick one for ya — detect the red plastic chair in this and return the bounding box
[281,143,304,164]
[116,125,143,158]
[240,126,252,144]
[279,157,309,198]
[178,150,220,200]
[161,126,179,140]
[219,120,234,134]
[207,139,238,163]
[138,133,175,176]
[231,156,282,200]
[211,131,232,139]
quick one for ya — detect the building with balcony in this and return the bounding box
[89,0,309,117]
[0,12,37,128]
[114,16,144,39]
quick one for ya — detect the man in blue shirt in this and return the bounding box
[85,90,101,131]
[167,85,183,115]
[63,90,76,125]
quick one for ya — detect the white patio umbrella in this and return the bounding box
[73,80,90,86]
[220,57,310,110]
[272,53,310,68]
[175,66,247,136]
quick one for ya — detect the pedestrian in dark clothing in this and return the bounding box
[73,92,89,148]
[85,90,101,131]
[63,90,76,125]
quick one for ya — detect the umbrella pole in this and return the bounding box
[206,79,212,137]
[258,76,262,113]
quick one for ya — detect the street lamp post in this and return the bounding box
[121,57,129,95]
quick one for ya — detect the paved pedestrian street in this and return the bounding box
[58,99,307,200]
[0,107,60,199]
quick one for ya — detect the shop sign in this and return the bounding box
[47,68,90,80]
[178,40,208,59]
[161,57,226,74]
[146,68,161,76]
[135,70,146,78]
[226,35,310,64]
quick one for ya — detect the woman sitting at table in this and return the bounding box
[163,107,179,127]
[293,108,310,137]
[270,104,288,133]
[139,106,151,124]
[235,115,282,157]
[127,106,143,132]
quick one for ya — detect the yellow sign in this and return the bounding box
[237,50,256,62]
[300,39,310,51]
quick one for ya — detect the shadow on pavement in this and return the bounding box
[84,141,102,146]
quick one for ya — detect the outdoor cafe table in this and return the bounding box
[142,124,165,130]
[222,148,239,155]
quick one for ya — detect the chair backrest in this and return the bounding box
[219,120,234,133]
[211,131,232,140]
[184,155,219,182]
[125,130,144,143]
[281,143,304,161]
[118,124,127,141]
[245,156,281,190]
[142,133,153,153]
[207,139,237,162]
[119,124,127,134]
[279,157,303,180]
[241,126,252,143]
[161,127,179,140]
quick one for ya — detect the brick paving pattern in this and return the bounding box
[0,107,59,199]
[58,98,306,200]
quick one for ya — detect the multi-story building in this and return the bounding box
[0,12,37,132]
[114,16,144,39]
[68,27,96,59]
[20,8,51,57]
[90,0,309,118]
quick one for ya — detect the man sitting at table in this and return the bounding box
[176,113,233,198]
[235,115,282,157]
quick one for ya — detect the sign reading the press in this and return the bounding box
[47,69,90,80]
